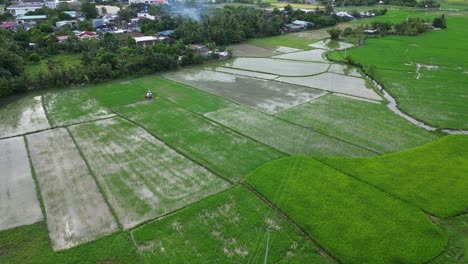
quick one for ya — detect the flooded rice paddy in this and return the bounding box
[0,137,43,231]
[27,128,118,250]
[272,49,328,63]
[0,96,50,138]
[164,69,326,114]
[309,40,355,50]
[221,58,330,76]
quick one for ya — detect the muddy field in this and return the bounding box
[0,137,43,231]
[164,69,326,114]
[0,96,50,138]
[206,105,376,156]
[27,128,118,250]
[69,117,231,229]
[277,72,382,101]
[222,58,329,76]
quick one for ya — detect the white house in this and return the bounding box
[15,15,47,24]
[7,4,44,17]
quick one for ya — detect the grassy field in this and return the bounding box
[27,128,118,250]
[247,35,317,50]
[331,13,468,129]
[277,94,439,154]
[0,222,141,264]
[132,76,235,114]
[246,156,447,263]
[132,186,329,263]
[319,135,468,218]
[115,99,285,182]
[86,81,148,108]
[24,53,81,75]
[205,105,376,156]
[430,214,468,263]
[43,89,114,127]
[69,117,230,229]
[0,95,50,138]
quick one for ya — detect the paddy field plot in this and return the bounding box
[0,95,50,138]
[246,34,317,50]
[132,76,235,114]
[272,49,329,63]
[115,99,285,182]
[227,43,281,57]
[329,14,468,129]
[0,223,141,264]
[43,89,114,127]
[163,69,326,114]
[246,156,447,264]
[277,94,439,154]
[222,58,329,76]
[69,117,230,229]
[319,135,468,218]
[309,40,354,50]
[206,105,376,157]
[327,64,362,77]
[132,186,328,264]
[207,67,278,80]
[27,128,118,250]
[86,81,148,108]
[0,137,42,231]
[277,72,382,101]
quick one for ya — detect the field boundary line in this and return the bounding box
[0,115,118,141]
[240,182,338,263]
[112,112,236,185]
[64,126,123,230]
[23,135,54,249]
[40,95,53,128]
[128,186,236,232]
[314,157,438,218]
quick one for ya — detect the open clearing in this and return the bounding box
[319,135,468,218]
[277,94,439,153]
[132,186,328,263]
[0,95,50,138]
[27,128,118,250]
[43,89,114,127]
[277,72,382,101]
[329,14,468,129]
[222,58,329,76]
[163,69,326,114]
[115,99,285,182]
[0,137,42,231]
[205,105,376,156]
[246,156,447,264]
[69,117,230,229]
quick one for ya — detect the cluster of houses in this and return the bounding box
[283,20,313,32]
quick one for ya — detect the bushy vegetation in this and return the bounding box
[246,156,447,263]
[319,135,468,218]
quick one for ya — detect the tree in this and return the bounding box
[432,15,446,29]
[29,53,41,62]
[80,1,98,19]
[327,27,342,39]
[79,20,94,31]
[0,48,24,77]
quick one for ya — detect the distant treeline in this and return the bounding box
[328,0,440,7]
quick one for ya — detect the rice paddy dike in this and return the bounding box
[0,7,467,264]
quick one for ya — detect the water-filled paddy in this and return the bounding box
[164,69,326,114]
[222,58,329,76]
[272,49,329,63]
[277,72,382,101]
[309,40,354,50]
